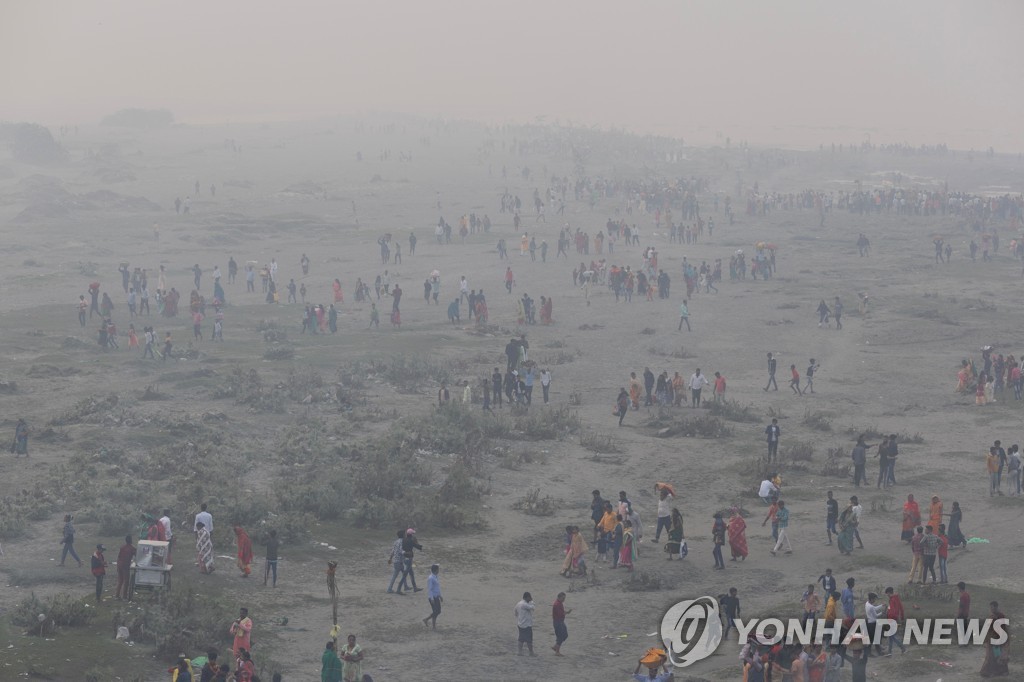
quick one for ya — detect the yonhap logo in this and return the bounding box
[660,596,723,667]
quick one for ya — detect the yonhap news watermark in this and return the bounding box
[660,596,1009,668]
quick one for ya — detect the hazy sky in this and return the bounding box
[2,0,1021,149]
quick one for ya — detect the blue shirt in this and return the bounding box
[525,370,535,387]
[427,573,441,599]
[775,507,789,529]
[841,587,855,618]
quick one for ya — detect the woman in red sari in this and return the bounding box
[901,494,920,543]
[618,520,636,571]
[234,526,253,577]
[727,507,748,561]
[540,296,553,325]
[333,279,344,303]
[145,514,166,541]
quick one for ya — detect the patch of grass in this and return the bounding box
[512,488,559,516]
[707,400,760,423]
[766,405,785,420]
[649,409,734,438]
[801,409,833,432]
[12,592,94,634]
[372,354,466,393]
[263,343,295,360]
[784,440,815,462]
[579,432,624,453]
[213,367,285,412]
[844,426,924,444]
[111,579,231,657]
[622,570,673,592]
[535,350,580,365]
[820,446,851,478]
[869,494,896,513]
[648,345,696,359]
[496,445,547,470]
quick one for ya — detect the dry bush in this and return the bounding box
[48,394,119,426]
[649,409,734,439]
[512,488,559,516]
[821,447,852,478]
[263,343,295,360]
[372,354,466,393]
[579,432,624,453]
[707,400,760,423]
[784,440,815,462]
[622,570,672,592]
[13,592,93,634]
[111,581,230,657]
[214,368,285,412]
[802,410,833,432]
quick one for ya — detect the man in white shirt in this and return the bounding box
[194,503,213,536]
[514,592,536,656]
[864,592,887,655]
[540,369,552,404]
[459,276,469,302]
[653,485,674,543]
[850,495,865,549]
[688,369,709,408]
[269,258,278,282]
[759,478,778,504]
[160,509,173,554]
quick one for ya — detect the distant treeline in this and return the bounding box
[100,108,174,128]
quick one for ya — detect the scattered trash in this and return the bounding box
[966,537,989,544]
[116,626,129,640]
[608,652,619,656]
[646,632,658,637]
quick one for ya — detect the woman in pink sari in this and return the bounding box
[332,279,344,303]
[727,507,748,561]
[315,304,326,331]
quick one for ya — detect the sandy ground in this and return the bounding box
[0,119,1023,682]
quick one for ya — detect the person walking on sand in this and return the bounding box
[515,592,536,656]
[678,299,691,331]
[422,564,442,629]
[196,521,214,574]
[789,364,801,395]
[770,500,792,555]
[386,530,406,594]
[234,526,253,577]
[764,352,778,391]
[551,592,572,656]
[616,388,629,427]
[59,514,82,567]
[802,359,819,394]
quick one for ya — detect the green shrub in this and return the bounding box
[13,591,93,632]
